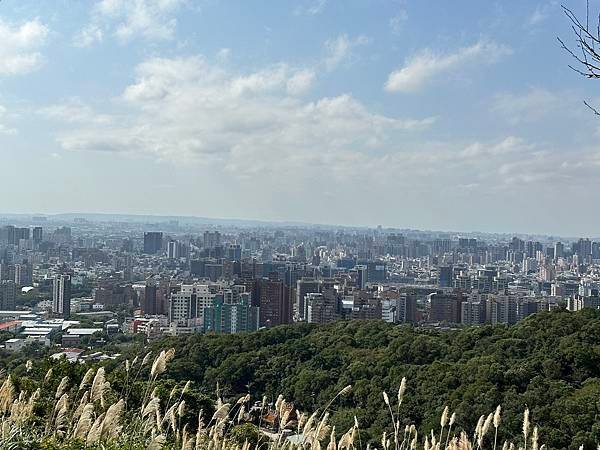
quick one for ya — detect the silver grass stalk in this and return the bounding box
[55,376,69,399]
[151,351,167,378]
[482,412,494,436]
[523,408,530,450]
[90,367,106,403]
[398,377,407,406]
[236,393,250,405]
[494,406,502,450]
[142,351,153,366]
[100,399,125,440]
[72,403,95,439]
[86,412,105,445]
[79,368,95,391]
[531,427,538,450]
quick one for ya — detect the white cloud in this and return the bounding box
[286,69,316,95]
[0,105,17,135]
[230,64,290,96]
[50,55,435,178]
[390,10,408,34]
[528,2,557,26]
[324,34,370,71]
[385,40,512,93]
[73,24,103,48]
[491,87,562,124]
[216,48,231,63]
[39,53,600,223]
[0,19,49,75]
[294,0,327,16]
[38,98,113,125]
[75,0,183,45]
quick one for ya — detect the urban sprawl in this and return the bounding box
[0,216,597,357]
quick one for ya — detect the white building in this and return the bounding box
[169,284,216,328]
[4,338,25,352]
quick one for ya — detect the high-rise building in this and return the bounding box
[167,241,178,259]
[0,281,16,310]
[510,237,525,252]
[143,232,163,254]
[438,266,453,288]
[258,272,291,327]
[486,294,537,325]
[169,284,216,328]
[433,239,452,255]
[203,293,259,334]
[554,241,564,260]
[577,238,592,263]
[350,290,382,320]
[295,278,321,320]
[0,264,14,282]
[203,231,221,248]
[32,227,43,243]
[458,238,477,252]
[144,282,159,315]
[525,241,535,258]
[367,261,387,282]
[356,265,367,289]
[94,281,133,307]
[0,226,15,245]
[305,291,338,324]
[205,263,223,282]
[14,263,31,287]
[381,292,417,323]
[52,227,72,244]
[52,274,71,318]
[227,244,242,261]
[461,300,485,325]
[14,228,29,242]
[428,292,462,323]
[593,242,600,260]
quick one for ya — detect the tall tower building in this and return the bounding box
[203,293,259,334]
[143,232,163,254]
[32,227,43,243]
[577,238,592,264]
[0,281,16,310]
[52,274,71,318]
[554,241,564,260]
[144,282,158,315]
[167,241,178,259]
[296,278,321,321]
[356,265,367,290]
[258,272,291,327]
[203,231,221,249]
[438,266,453,288]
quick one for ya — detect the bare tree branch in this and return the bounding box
[560,1,600,114]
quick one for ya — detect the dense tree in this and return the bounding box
[154,309,600,449]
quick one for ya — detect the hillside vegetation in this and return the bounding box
[153,309,600,449]
[0,309,597,449]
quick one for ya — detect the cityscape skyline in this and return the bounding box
[0,214,598,336]
[0,210,597,241]
[2,1,600,236]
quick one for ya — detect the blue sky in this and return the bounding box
[0,0,599,236]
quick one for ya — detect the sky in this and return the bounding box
[0,0,599,236]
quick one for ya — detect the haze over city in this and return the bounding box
[1,0,599,235]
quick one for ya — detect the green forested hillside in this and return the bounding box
[154,309,600,450]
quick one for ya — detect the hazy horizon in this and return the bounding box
[0,209,593,240]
